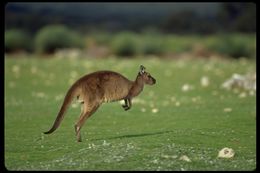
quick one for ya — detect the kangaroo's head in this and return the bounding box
[138,65,156,85]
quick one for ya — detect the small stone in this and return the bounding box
[182,84,191,92]
[141,108,146,112]
[224,108,232,112]
[239,92,247,98]
[218,147,235,158]
[201,76,209,87]
[152,108,159,113]
[179,155,191,162]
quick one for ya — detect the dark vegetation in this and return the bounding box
[4,3,256,59]
[5,3,255,34]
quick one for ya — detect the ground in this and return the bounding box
[4,55,256,170]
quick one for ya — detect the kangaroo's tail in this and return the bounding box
[44,86,77,134]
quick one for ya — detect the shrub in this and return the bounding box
[163,35,195,54]
[111,32,138,57]
[5,29,32,53]
[90,32,113,45]
[35,25,84,54]
[141,36,164,55]
[206,34,256,58]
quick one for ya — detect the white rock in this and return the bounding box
[201,76,209,87]
[218,147,235,158]
[223,108,232,112]
[152,108,159,113]
[221,73,256,91]
[175,101,181,107]
[179,155,191,162]
[182,84,192,92]
[141,108,146,112]
[239,92,247,98]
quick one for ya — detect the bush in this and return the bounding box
[141,36,164,55]
[5,29,32,53]
[163,35,196,54]
[206,34,256,58]
[35,25,84,54]
[111,32,138,57]
[90,32,113,45]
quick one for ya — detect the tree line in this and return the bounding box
[5,3,256,34]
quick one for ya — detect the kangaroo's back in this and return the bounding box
[77,71,133,102]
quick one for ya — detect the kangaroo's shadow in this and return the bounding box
[91,130,173,141]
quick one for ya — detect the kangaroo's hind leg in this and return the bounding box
[74,104,86,142]
[74,102,100,142]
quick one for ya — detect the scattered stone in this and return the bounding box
[152,108,159,113]
[221,73,256,91]
[182,84,193,92]
[218,147,235,158]
[239,92,247,98]
[201,76,210,87]
[179,155,191,162]
[175,101,181,107]
[102,140,110,146]
[161,154,178,159]
[141,108,146,112]
[223,108,232,113]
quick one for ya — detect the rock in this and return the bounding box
[218,147,235,158]
[179,155,191,162]
[221,73,256,91]
[201,76,210,87]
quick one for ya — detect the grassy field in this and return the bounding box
[4,55,256,170]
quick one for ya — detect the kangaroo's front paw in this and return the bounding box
[122,104,131,111]
[124,106,130,111]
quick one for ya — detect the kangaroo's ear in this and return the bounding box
[140,65,146,74]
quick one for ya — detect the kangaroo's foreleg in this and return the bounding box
[122,99,128,110]
[122,98,132,111]
[75,103,100,142]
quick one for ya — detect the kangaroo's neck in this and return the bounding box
[135,75,145,88]
[128,75,144,98]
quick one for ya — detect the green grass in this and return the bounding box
[5,55,256,170]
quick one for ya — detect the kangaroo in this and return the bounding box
[44,65,156,142]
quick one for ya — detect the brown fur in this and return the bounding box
[44,65,156,142]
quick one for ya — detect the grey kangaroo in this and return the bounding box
[44,65,156,142]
